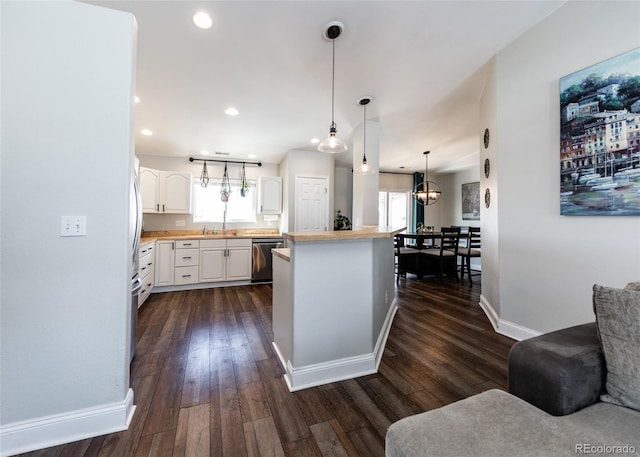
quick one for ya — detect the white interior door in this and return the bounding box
[295,176,328,232]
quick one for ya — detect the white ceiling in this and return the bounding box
[87,0,565,173]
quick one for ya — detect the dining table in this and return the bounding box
[396,230,467,281]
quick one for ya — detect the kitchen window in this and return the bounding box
[192,179,257,223]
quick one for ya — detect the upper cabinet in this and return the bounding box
[140,167,192,214]
[258,176,282,214]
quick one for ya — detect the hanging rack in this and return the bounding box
[188,157,262,167]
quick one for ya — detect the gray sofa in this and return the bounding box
[386,285,640,457]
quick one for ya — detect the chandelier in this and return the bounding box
[413,151,441,205]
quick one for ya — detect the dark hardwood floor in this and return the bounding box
[19,277,514,457]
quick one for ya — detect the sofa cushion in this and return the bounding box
[508,322,605,416]
[593,284,640,412]
[386,390,563,457]
[624,281,640,291]
[385,390,640,457]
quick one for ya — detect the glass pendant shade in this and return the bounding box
[357,158,375,175]
[318,123,348,153]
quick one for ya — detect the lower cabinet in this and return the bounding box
[200,238,252,282]
[155,240,175,286]
[226,239,252,281]
[138,242,155,306]
[174,240,199,285]
[152,238,252,292]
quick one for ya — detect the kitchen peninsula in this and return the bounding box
[272,226,405,391]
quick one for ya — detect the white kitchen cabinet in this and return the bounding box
[140,167,192,214]
[138,242,155,306]
[155,240,175,286]
[199,240,226,282]
[226,239,252,280]
[200,238,251,282]
[258,176,282,214]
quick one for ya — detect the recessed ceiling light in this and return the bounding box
[200,150,210,156]
[193,12,212,29]
[134,96,140,103]
[310,138,320,144]
[248,154,257,159]
[140,129,153,136]
[224,107,239,116]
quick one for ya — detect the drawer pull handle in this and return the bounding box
[182,274,191,278]
[141,266,147,271]
[182,256,191,260]
[147,262,152,266]
[184,243,192,246]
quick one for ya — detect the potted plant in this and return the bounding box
[239,163,249,197]
[334,210,352,230]
[220,163,231,202]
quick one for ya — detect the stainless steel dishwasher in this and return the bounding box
[251,238,284,283]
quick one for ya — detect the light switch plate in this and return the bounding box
[61,216,86,236]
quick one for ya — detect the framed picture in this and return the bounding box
[560,47,640,215]
[462,182,480,220]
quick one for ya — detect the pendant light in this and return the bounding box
[355,97,375,175]
[413,151,441,205]
[318,21,347,154]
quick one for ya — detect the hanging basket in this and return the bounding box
[220,163,231,202]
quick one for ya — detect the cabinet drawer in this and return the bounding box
[175,266,199,284]
[139,243,155,256]
[175,248,199,267]
[138,269,154,306]
[200,239,227,249]
[139,252,154,275]
[176,240,199,249]
[227,238,252,248]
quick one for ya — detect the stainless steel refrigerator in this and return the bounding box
[130,157,143,362]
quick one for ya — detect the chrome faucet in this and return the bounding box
[203,224,207,235]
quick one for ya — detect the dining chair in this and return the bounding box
[458,226,481,284]
[419,226,461,282]
[395,234,418,282]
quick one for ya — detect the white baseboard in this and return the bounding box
[479,295,541,341]
[274,300,399,392]
[0,388,135,457]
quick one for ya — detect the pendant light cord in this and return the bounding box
[331,38,336,126]
[362,102,367,162]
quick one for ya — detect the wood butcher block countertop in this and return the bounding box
[283,226,406,243]
[140,228,281,245]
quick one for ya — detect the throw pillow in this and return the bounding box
[592,284,640,411]
[624,281,640,292]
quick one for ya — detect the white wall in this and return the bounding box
[486,1,640,336]
[438,168,482,228]
[480,58,500,316]
[335,166,353,223]
[138,155,280,232]
[281,149,335,232]
[1,1,136,453]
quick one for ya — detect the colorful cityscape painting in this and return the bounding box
[560,47,640,215]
